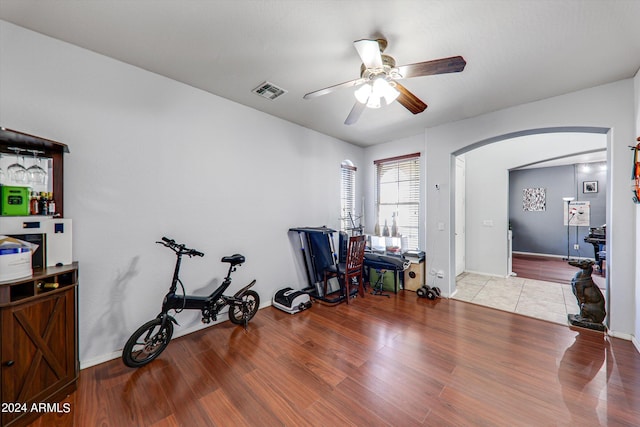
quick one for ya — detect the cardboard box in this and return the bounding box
[0,236,33,281]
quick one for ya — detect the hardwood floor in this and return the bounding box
[28,293,639,427]
[512,253,606,288]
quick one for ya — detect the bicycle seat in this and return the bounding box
[221,254,245,265]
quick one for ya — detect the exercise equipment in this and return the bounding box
[289,226,347,304]
[273,287,312,314]
[416,285,441,300]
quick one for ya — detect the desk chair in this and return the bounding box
[323,234,367,304]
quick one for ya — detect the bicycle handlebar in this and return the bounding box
[158,237,204,257]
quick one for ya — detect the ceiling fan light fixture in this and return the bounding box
[366,95,381,109]
[304,38,466,124]
[354,83,372,104]
[354,78,400,109]
[375,78,400,104]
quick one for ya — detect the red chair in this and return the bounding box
[324,234,367,304]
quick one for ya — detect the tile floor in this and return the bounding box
[454,273,581,325]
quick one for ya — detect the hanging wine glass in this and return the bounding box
[7,148,27,184]
[27,150,47,186]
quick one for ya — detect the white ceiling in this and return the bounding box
[1,0,639,147]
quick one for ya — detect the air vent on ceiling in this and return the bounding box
[252,81,287,100]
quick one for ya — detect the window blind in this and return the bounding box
[374,153,421,250]
[341,163,356,232]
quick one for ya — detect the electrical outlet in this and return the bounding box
[573,244,580,250]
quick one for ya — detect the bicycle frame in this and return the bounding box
[158,240,256,325]
[122,237,259,368]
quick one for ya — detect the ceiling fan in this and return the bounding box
[303,39,466,125]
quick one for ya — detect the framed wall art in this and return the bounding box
[583,181,598,193]
[523,187,546,211]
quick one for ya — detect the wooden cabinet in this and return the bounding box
[0,264,78,427]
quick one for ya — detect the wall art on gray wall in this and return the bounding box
[583,180,598,193]
[522,187,546,211]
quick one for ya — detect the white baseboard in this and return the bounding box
[80,301,272,370]
[632,335,640,354]
[80,351,122,370]
[607,328,634,342]
[462,269,509,279]
[80,321,221,370]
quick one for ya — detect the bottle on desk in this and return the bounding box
[391,213,398,237]
[383,220,390,237]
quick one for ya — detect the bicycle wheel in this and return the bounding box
[122,318,173,367]
[229,290,260,325]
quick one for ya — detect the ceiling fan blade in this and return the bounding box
[354,39,383,69]
[397,56,466,79]
[303,77,367,99]
[345,101,366,125]
[394,83,427,114]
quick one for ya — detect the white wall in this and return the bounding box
[0,21,364,366]
[464,133,606,276]
[425,80,636,338]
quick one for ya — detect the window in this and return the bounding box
[340,160,356,232]
[374,153,421,250]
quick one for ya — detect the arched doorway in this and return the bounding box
[451,127,609,325]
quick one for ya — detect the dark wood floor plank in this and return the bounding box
[333,376,423,427]
[198,388,251,427]
[347,358,432,421]
[301,375,392,427]
[512,253,605,287]
[241,369,314,427]
[25,294,640,427]
[303,398,356,427]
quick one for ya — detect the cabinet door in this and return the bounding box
[1,287,77,426]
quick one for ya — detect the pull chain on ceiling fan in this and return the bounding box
[304,38,466,125]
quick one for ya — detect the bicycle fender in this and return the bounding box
[157,313,179,327]
[233,279,257,298]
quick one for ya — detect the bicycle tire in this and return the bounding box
[229,290,260,325]
[122,318,174,368]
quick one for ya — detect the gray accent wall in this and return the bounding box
[509,162,606,258]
